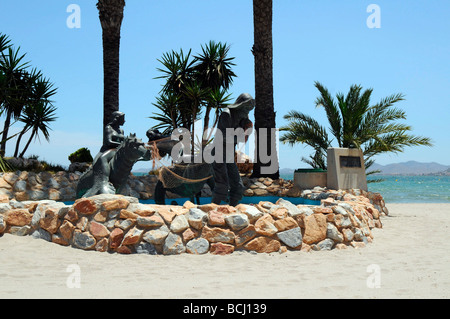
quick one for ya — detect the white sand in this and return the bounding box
[1,203,449,299]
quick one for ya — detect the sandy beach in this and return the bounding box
[1,203,449,299]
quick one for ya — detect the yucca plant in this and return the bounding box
[17,100,58,158]
[150,42,236,154]
[0,45,32,156]
[280,81,433,180]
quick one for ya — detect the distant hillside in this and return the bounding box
[371,161,450,175]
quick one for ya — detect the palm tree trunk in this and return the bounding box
[251,0,279,179]
[202,105,211,147]
[97,0,125,130]
[19,129,35,158]
[13,127,28,157]
[0,108,13,157]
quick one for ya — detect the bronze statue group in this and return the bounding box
[76,93,255,207]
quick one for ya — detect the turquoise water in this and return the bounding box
[367,175,450,203]
[282,173,449,203]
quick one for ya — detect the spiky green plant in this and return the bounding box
[280,82,433,180]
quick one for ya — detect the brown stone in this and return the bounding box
[122,227,143,246]
[254,214,278,236]
[14,192,29,202]
[208,210,226,226]
[295,214,306,229]
[158,208,177,224]
[119,209,139,220]
[137,215,165,228]
[285,186,302,197]
[300,243,311,252]
[95,238,109,252]
[244,237,281,253]
[101,198,129,211]
[52,234,69,246]
[93,211,108,222]
[263,179,273,186]
[116,245,132,254]
[89,221,110,239]
[235,225,257,247]
[39,208,61,234]
[59,220,75,240]
[0,194,9,203]
[201,226,235,244]
[342,228,354,242]
[73,198,98,215]
[253,188,269,196]
[109,228,124,249]
[270,207,288,219]
[0,177,12,189]
[198,203,219,212]
[326,213,335,223]
[210,243,235,255]
[169,206,189,216]
[321,197,336,206]
[64,208,79,223]
[273,217,298,232]
[134,206,157,217]
[374,219,383,228]
[182,228,197,242]
[254,203,269,214]
[183,201,197,209]
[313,207,333,214]
[366,206,380,219]
[5,209,32,227]
[76,217,89,231]
[216,205,236,215]
[302,213,327,244]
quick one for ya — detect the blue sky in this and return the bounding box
[0,0,449,170]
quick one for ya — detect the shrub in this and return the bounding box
[68,147,93,163]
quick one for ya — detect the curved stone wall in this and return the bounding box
[0,192,384,255]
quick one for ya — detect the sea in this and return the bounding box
[133,172,449,204]
[280,173,449,204]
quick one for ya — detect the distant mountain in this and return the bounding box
[370,161,450,175]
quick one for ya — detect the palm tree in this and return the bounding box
[96,0,125,129]
[14,74,57,157]
[192,41,235,146]
[0,45,32,156]
[251,0,279,179]
[151,43,235,150]
[17,100,58,158]
[279,81,433,178]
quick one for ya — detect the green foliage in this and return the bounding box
[68,147,94,163]
[0,155,12,172]
[4,154,65,173]
[280,82,433,177]
[0,33,58,157]
[150,41,235,148]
